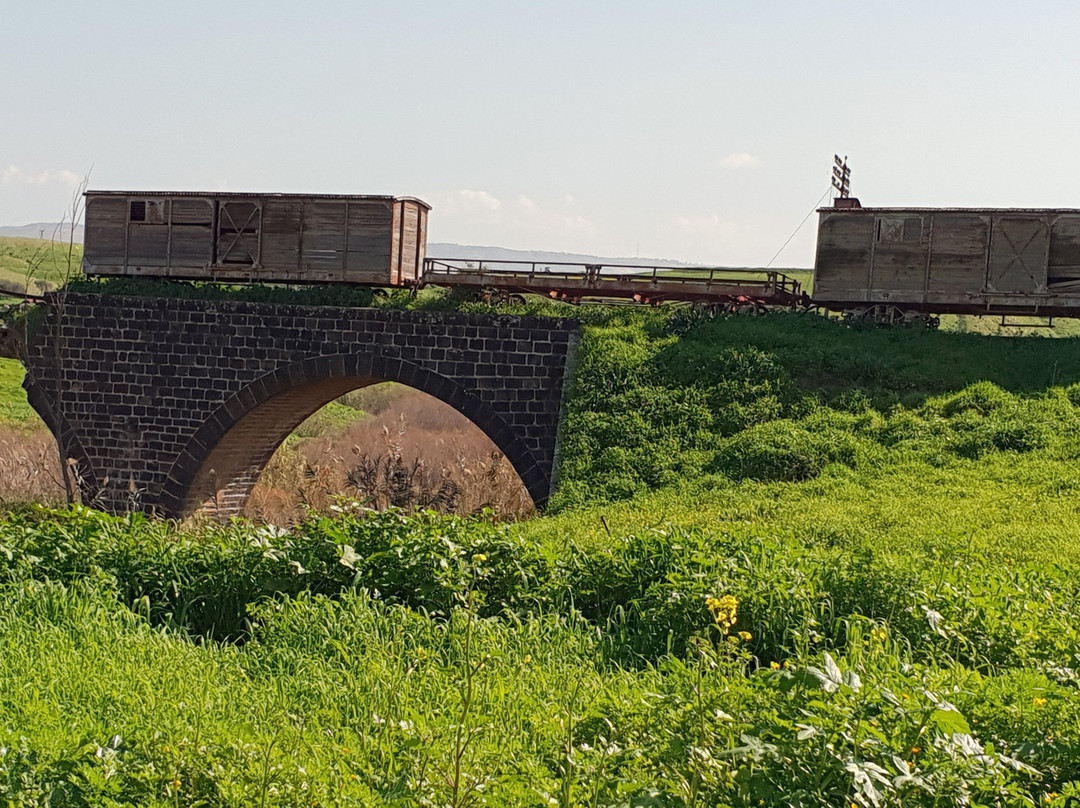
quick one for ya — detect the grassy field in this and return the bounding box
[0,235,82,296]
[4,292,1080,804]
[0,357,37,427]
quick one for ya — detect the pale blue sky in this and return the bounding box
[4,1,1078,266]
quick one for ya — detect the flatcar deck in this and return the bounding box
[422,259,807,308]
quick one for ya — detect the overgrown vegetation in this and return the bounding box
[551,306,1080,508]
[67,276,379,309]
[4,294,1080,804]
[1,492,1078,805]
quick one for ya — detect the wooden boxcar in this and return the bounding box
[814,204,1080,317]
[82,191,430,286]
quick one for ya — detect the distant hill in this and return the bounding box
[0,223,83,243]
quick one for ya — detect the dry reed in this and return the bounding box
[0,426,65,507]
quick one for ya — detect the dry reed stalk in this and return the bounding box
[246,391,534,524]
[0,426,66,506]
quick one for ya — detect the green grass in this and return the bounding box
[0,496,1076,805]
[0,236,82,296]
[0,357,37,427]
[6,292,1080,804]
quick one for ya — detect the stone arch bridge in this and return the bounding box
[18,294,580,516]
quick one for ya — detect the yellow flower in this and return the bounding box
[706,594,738,634]
[522,654,532,664]
[910,746,921,755]
[1044,794,1059,804]
[171,779,181,788]
[870,626,887,642]
[737,631,752,642]
[1033,696,1048,707]
[471,553,487,563]
[770,661,781,670]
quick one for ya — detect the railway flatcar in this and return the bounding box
[82,191,429,286]
[814,199,1080,320]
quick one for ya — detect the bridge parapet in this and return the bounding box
[22,294,579,516]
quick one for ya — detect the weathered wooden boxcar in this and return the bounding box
[82,191,430,286]
[814,203,1080,317]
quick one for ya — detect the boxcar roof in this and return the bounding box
[818,206,1080,214]
[86,190,431,209]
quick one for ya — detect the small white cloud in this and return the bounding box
[719,152,760,169]
[516,194,537,211]
[454,189,501,211]
[0,166,82,186]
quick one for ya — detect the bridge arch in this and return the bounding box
[156,352,548,518]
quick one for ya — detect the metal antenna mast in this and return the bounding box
[831,154,851,198]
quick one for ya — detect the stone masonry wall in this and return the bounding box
[23,294,580,515]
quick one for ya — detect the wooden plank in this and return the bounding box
[128,224,170,267]
[300,201,347,269]
[870,245,928,294]
[415,204,427,278]
[398,203,420,283]
[83,197,128,270]
[389,201,402,286]
[926,213,990,298]
[171,198,213,225]
[1049,215,1080,283]
[344,200,393,280]
[169,226,213,267]
[260,199,301,271]
[812,212,875,303]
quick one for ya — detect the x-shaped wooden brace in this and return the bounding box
[219,204,260,264]
[996,222,1042,286]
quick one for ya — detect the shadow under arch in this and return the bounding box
[155,352,547,518]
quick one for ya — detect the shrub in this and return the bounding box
[1066,381,1080,408]
[941,381,1014,417]
[711,420,869,482]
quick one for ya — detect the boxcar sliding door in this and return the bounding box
[216,200,262,267]
[987,216,1049,294]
